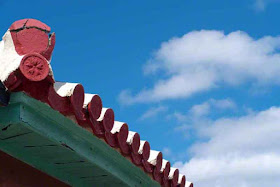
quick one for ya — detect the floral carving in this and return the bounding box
[20,53,49,81]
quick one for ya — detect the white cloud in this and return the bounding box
[139,105,168,120]
[162,147,172,156]
[189,98,236,118]
[254,0,266,11]
[173,99,236,140]
[119,30,280,105]
[175,154,280,187]
[189,102,211,117]
[210,98,236,110]
[174,106,280,187]
[174,99,235,120]
[253,0,280,11]
[173,112,189,122]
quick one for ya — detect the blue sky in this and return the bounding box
[1,1,280,186]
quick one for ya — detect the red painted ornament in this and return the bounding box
[130,152,142,165]
[48,86,70,115]
[25,19,51,32]
[154,152,163,173]
[9,19,29,31]
[10,19,51,32]
[162,179,170,187]
[130,133,140,155]
[4,72,22,91]
[91,121,105,137]
[104,131,118,147]
[10,19,55,60]
[142,141,151,162]
[170,169,179,187]
[142,160,153,173]
[162,161,171,181]
[20,53,49,82]
[41,33,56,61]
[153,169,163,184]
[87,95,102,121]
[102,108,114,132]
[117,124,130,155]
[70,84,85,121]
[178,175,186,187]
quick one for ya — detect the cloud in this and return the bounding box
[253,0,280,11]
[210,98,236,110]
[174,99,235,121]
[139,105,168,120]
[162,147,172,156]
[189,98,236,118]
[119,30,280,105]
[189,102,211,117]
[173,98,236,140]
[174,106,280,187]
[254,0,266,11]
[175,154,280,187]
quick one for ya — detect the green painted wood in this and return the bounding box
[0,92,160,187]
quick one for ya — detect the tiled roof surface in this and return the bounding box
[0,19,193,187]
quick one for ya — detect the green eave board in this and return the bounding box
[0,92,160,187]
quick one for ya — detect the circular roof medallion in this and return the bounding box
[20,53,49,81]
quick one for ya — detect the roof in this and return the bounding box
[0,92,160,186]
[0,18,193,187]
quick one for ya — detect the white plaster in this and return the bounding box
[138,140,147,154]
[0,40,4,56]
[0,30,54,83]
[160,159,169,172]
[111,121,125,134]
[126,131,136,145]
[148,150,161,166]
[168,167,178,179]
[48,65,54,79]
[54,82,79,97]
[97,108,109,121]
[0,31,23,82]
[83,93,98,108]
[178,174,185,184]
[185,181,193,187]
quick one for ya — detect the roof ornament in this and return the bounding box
[0,18,193,187]
[0,18,56,102]
[1,19,55,83]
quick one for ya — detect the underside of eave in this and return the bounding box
[0,92,160,187]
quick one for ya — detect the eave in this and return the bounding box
[0,92,160,187]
